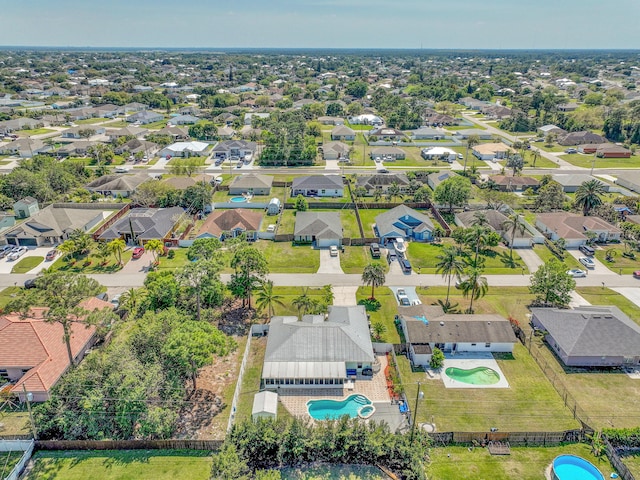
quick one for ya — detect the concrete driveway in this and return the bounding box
[120,250,155,274]
[0,246,52,275]
[612,287,640,308]
[317,248,344,274]
[517,248,543,273]
[333,286,358,305]
[389,286,422,306]
[566,249,616,276]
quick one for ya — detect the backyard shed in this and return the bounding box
[252,391,278,421]
[267,198,281,215]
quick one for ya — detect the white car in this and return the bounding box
[579,257,596,269]
[396,288,411,306]
[7,246,28,261]
[115,166,128,173]
[329,245,339,257]
[567,269,587,278]
[110,293,122,310]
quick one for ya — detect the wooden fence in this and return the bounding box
[35,439,223,451]
[429,430,585,446]
[603,437,637,480]
[91,203,132,240]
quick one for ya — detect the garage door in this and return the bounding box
[18,238,37,247]
[317,238,338,248]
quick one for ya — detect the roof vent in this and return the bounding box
[487,322,491,325]
[440,321,445,326]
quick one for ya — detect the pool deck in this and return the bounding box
[441,352,510,389]
[277,354,407,431]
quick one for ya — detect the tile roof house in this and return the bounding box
[356,173,411,196]
[0,298,112,401]
[85,173,151,198]
[98,206,184,244]
[472,142,514,161]
[294,211,343,247]
[4,204,109,247]
[262,305,375,389]
[331,125,356,141]
[291,175,344,198]
[456,209,535,248]
[374,205,434,244]
[398,304,517,367]
[194,208,263,241]
[228,173,273,195]
[530,306,640,367]
[535,212,621,248]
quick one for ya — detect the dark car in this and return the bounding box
[400,258,412,273]
[370,243,381,258]
[579,245,595,256]
[0,245,13,259]
[95,292,109,301]
[24,278,37,289]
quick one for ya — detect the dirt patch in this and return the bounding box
[217,298,261,336]
[174,336,243,440]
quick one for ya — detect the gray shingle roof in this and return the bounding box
[375,205,434,239]
[85,173,151,193]
[229,173,273,190]
[291,175,343,191]
[98,207,183,241]
[294,211,342,239]
[4,205,107,240]
[531,306,640,357]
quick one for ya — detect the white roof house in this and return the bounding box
[251,391,278,421]
[160,141,209,158]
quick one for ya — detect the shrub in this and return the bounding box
[167,250,175,259]
[358,297,381,311]
[430,347,445,369]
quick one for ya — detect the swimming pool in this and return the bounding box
[307,394,372,420]
[230,197,247,203]
[552,455,604,480]
[444,366,501,385]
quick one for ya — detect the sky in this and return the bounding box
[2,0,640,50]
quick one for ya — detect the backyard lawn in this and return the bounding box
[340,245,388,274]
[357,208,389,237]
[620,453,640,478]
[276,210,297,235]
[10,256,44,274]
[340,209,361,239]
[427,444,614,480]
[282,464,387,479]
[25,450,212,480]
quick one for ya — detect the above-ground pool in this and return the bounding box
[552,455,604,480]
[307,394,372,420]
[230,197,247,203]
[444,366,501,385]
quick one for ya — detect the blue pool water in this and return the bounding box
[307,394,372,420]
[552,455,604,480]
[230,197,247,203]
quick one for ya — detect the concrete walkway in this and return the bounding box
[612,287,640,308]
[333,286,359,305]
[517,248,544,273]
[569,291,592,308]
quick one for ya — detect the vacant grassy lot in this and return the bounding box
[15,128,56,136]
[427,444,613,480]
[26,450,212,480]
[560,153,640,169]
[10,256,43,273]
[75,117,110,125]
[340,245,388,274]
[407,240,528,274]
[594,244,640,274]
[357,208,390,237]
[254,242,320,273]
[576,287,640,326]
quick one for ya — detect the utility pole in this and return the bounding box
[22,385,37,440]
[410,381,424,444]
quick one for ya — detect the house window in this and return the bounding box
[357,364,362,369]
[471,343,476,346]
[321,190,326,194]
[485,343,491,348]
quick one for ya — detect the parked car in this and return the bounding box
[24,278,37,289]
[396,288,411,306]
[96,292,109,301]
[115,166,128,173]
[564,148,577,154]
[579,256,596,269]
[567,269,587,278]
[0,245,13,259]
[329,245,339,257]
[579,245,595,256]
[457,153,464,160]
[110,293,122,310]
[7,247,28,261]
[400,258,412,273]
[634,271,640,279]
[370,243,381,258]
[45,250,57,261]
[132,247,145,259]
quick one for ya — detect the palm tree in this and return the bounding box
[465,224,491,263]
[460,258,488,313]
[95,241,110,266]
[255,280,285,318]
[119,287,147,317]
[372,322,387,341]
[292,288,314,318]
[575,180,606,216]
[145,239,165,264]
[57,240,76,263]
[321,284,334,306]
[385,182,403,203]
[435,245,466,306]
[464,134,480,173]
[530,148,540,168]
[107,238,126,266]
[362,263,386,299]
[502,213,527,261]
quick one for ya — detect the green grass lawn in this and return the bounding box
[48,247,133,274]
[340,209,361,239]
[594,244,640,274]
[560,153,640,169]
[156,248,192,270]
[523,154,560,169]
[427,444,614,480]
[10,256,44,273]
[277,210,297,235]
[282,464,387,479]
[0,286,22,311]
[25,450,212,480]
[254,242,320,273]
[356,286,401,344]
[357,208,390,237]
[15,128,56,136]
[0,410,30,435]
[407,240,528,274]
[340,246,388,274]
[576,287,640,326]
[532,244,583,271]
[234,336,266,424]
[75,117,110,125]
[167,156,207,166]
[620,452,640,478]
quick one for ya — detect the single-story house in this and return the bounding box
[229,173,273,196]
[614,171,640,194]
[551,174,610,193]
[291,175,343,198]
[370,146,406,160]
[356,173,411,196]
[456,209,534,248]
[0,298,112,402]
[194,208,262,241]
[85,173,151,198]
[167,114,199,125]
[126,110,164,124]
[98,206,184,244]
[262,305,375,389]
[0,117,42,134]
[374,205,434,244]
[322,141,350,161]
[536,212,621,247]
[156,125,190,139]
[453,129,493,140]
[558,103,579,112]
[368,127,407,141]
[252,391,278,421]
[398,304,517,367]
[159,141,209,158]
[426,171,455,190]
[57,140,102,157]
[459,97,491,110]
[421,147,456,162]
[538,125,567,137]
[579,144,631,158]
[217,125,235,139]
[108,126,148,141]
[410,126,444,140]
[294,211,342,247]
[348,114,383,126]
[244,112,270,126]
[558,131,607,146]
[481,105,512,119]
[530,306,640,367]
[472,142,513,161]
[331,125,356,141]
[0,138,51,157]
[212,140,257,160]
[4,204,109,247]
[13,197,39,219]
[487,175,540,192]
[114,139,159,157]
[317,116,344,125]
